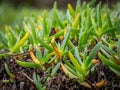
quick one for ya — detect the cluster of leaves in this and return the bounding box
[0,0,120,89]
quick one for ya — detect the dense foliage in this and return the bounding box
[0,0,120,89]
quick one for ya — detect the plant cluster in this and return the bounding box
[0,0,120,89]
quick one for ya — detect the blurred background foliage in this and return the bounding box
[0,0,119,30]
[0,0,119,8]
[0,3,42,30]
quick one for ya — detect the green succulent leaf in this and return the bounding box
[68,3,75,17]
[99,53,120,76]
[101,44,117,55]
[51,62,61,76]
[61,28,71,51]
[89,0,96,7]
[11,32,30,53]
[0,53,9,59]
[85,42,101,67]
[61,63,78,79]
[72,13,80,28]
[96,2,102,28]
[0,32,8,47]
[107,10,112,27]
[53,7,65,29]
[100,27,117,36]
[16,60,40,68]
[33,72,45,90]
[69,51,85,74]
[38,38,53,51]
[63,59,76,71]
[4,63,14,79]
[43,10,49,37]
[74,47,82,65]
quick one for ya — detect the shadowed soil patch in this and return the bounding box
[0,53,120,90]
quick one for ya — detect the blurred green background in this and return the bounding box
[0,0,119,30]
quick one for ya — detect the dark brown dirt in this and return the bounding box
[0,53,42,90]
[47,71,85,90]
[89,62,120,90]
[47,62,120,90]
[0,52,120,90]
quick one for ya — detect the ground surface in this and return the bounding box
[0,51,120,90]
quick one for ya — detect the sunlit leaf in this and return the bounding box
[30,50,40,64]
[61,63,78,79]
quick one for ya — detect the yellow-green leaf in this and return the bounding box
[30,51,40,64]
[68,3,75,17]
[61,63,78,79]
[72,13,80,28]
[11,32,30,53]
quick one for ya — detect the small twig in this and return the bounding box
[22,72,34,83]
[11,51,29,56]
[85,79,94,89]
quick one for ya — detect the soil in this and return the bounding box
[0,52,120,90]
